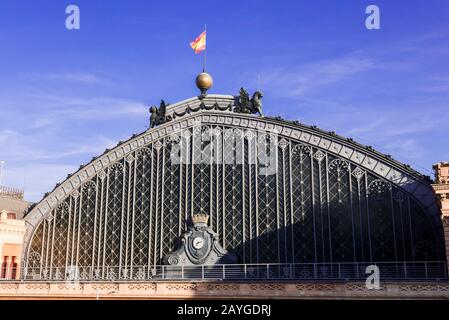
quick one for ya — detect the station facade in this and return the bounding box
[1,80,449,299]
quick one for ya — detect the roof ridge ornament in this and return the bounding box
[235,87,264,116]
[149,99,171,128]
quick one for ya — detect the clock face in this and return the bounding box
[192,236,205,249]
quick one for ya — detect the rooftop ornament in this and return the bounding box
[196,72,213,99]
[234,87,264,116]
[149,99,170,128]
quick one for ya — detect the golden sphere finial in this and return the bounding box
[195,72,213,97]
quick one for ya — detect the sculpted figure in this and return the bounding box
[236,88,263,116]
[149,99,168,128]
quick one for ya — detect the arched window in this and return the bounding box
[7,212,16,219]
[10,257,17,280]
[1,257,7,279]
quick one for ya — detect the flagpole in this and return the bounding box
[203,24,207,72]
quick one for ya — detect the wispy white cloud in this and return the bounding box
[257,55,375,98]
[420,76,449,93]
[393,31,449,54]
[22,72,113,85]
[0,88,148,129]
[383,138,422,159]
[344,104,447,139]
[0,129,117,162]
[345,117,387,136]
[0,126,123,202]
[2,163,78,202]
[253,32,449,176]
[0,68,151,203]
[26,95,148,129]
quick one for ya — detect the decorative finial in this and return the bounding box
[192,213,209,225]
[149,100,168,128]
[195,72,213,99]
[234,88,264,116]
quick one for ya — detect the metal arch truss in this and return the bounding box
[23,114,446,281]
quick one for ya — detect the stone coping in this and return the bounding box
[0,281,449,299]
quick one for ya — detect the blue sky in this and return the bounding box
[0,0,448,202]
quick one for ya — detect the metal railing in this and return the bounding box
[10,261,447,282]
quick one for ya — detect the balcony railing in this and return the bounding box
[10,261,447,282]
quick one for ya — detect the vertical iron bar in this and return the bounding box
[160,144,166,260]
[255,132,260,263]
[153,146,160,267]
[310,147,317,263]
[191,127,195,218]
[147,146,154,278]
[65,197,73,271]
[282,147,288,263]
[210,128,214,228]
[49,210,56,277]
[178,138,183,236]
[275,138,280,263]
[222,128,226,248]
[119,158,127,276]
[348,163,357,262]
[365,173,373,261]
[242,131,246,262]
[389,187,398,262]
[102,167,110,277]
[318,157,325,264]
[75,189,83,268]
[289,143,294,263]
[70,196,78,267]
[407,197,415,261]
[357,177,365,262]
[130,153,137,275]
[248,136,253,262]
[325,154,332,263]
[44,218,51,271]
[92,176,100,271]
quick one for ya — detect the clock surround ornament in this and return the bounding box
[163,213,238,266]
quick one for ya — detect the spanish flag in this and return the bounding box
[190,30,206,54]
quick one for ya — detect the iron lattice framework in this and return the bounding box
[22,96,446,281]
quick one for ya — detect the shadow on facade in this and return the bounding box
[163,210,447,283]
